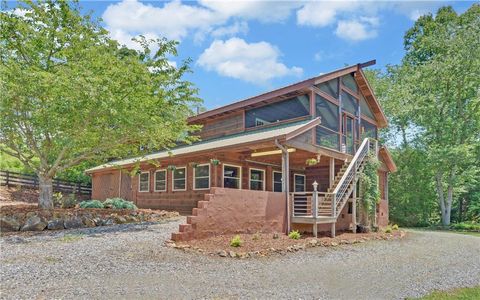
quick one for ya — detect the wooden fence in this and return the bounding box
[0,170,92,196]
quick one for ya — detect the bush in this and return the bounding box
[392,224,399,230]
[79,200,104,209]
[230,235,242,247]
[384,225,392,233]
[288,230,301,240]
[103,198,137,210]
[450,222,480,232]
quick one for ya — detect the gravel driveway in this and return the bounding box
[1,218,479,300]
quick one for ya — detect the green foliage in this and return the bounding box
[384,226,392,233]
[103,198,137,210]
[450,222,480,232]
[230,235,242,247]
[61,194,77,209]
[359,154,381,220]
[0,1,201,208]
[305,158,319,166]
[210,159,221,166]
[415,286,480,300]
[79,200,104,209]
[288,230,301,240]
[392,224,399,231]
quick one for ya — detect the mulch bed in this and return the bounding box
[167,230,406,259]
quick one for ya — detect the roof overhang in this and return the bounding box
[355,69,388,128]
[379,146,397,173]
[86,118,321,174]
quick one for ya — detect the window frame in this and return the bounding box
[294,174,306,192]
[249,168,266,191]
[193,163,211,191]
[172,166,187,192]
[222,163,242,189]
[272,171,283,192]
[138,171,150,193]
[153,169,167,192]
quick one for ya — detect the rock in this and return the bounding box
[218,250,227,257]
[331,242,339,247]
[47,219,64,230]
[357,225,370,233]
[228,251,236,258]
[340,239,348,244]
[63,216,84,229]
[238,252,249,259]
[286,246,293,252]
[93,218,103,226]
[308,239,318,247]
[104,219,115,226]
[115,216,127,224]
[21,215,47,231]
[83,218,96,227]
[26,212,36,218]
[0,216,21,232]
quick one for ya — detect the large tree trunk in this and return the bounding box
[436,171,455,226]
[38,174,54,209]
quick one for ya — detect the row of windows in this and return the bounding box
[138,164,307,193]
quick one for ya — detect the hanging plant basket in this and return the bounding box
[167,165,177,171]
[189,162,199,168]
[305,158,318,166]
[210,158,221,166]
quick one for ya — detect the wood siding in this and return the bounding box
[195,111,244,140]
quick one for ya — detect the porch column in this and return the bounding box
[282,150,290,233]
[352,181,357,233]
[329,157,335,187]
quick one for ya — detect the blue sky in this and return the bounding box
[78,1,474,110]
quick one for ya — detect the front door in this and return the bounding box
[342,114,355,154]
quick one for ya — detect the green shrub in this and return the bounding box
[103,198,137,210]
[79,200,104,209]
[384,225,392,233]
[450,222,480,232]
[392,224,399,230]
[230,235,242,247]
[60,194,77,208]
[288,230,301,240]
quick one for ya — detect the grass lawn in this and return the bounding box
[416,286,480,299]
[406,228,480,237]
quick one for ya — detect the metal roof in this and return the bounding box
[86,118,320,173]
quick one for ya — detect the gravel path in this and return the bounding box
[1,218,479,300]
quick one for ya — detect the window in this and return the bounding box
[342,74,358,93]
[154,170,166,192]
[294,174,306,192]
[245,95,310,128]
[249,168,265,191]
[172,167,186,191]
[316,94,339,131]
[316,79,339,99]
[359,93,375,120]
[273,171,283,192]
[341,91,357,115]
[360,119,377,140]
[139,172,150,192]
[316,126,340,150]
[223,164,241,189]
[194,164,210,190]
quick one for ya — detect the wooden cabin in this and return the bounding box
[86,60,396,240]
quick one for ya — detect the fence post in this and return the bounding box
[312,181,318,238]
[5,171,9,186]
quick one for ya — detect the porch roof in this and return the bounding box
[85,118,321,173]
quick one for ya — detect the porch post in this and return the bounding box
[329,157,335,187]
[312,181,318,238]
[352,181,357,233]
[276,139,291,234]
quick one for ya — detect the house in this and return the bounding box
[86,60,397,240]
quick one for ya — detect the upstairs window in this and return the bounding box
[342,73,358,93]
[139,172,150,192]
[273,171,283,192]
[341,91,358,115]
[315,95,339,131]
[245,95,310,128]
[172,167,186,191]
[194,164,210,190]
[316,79,339,99]
[223,164,241,189]
[154,170,166,192]
[359,93,375,120]
[360,119,377,140]
[249,168,265,191]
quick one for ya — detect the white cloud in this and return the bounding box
[197,38,302,84]
[297,1,358,27]
[335,19,378,41]
[211,21,248,38]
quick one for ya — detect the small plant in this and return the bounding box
[392,224,399,231]
[384,225,392,233]
[79,200,104,209]
[230,235,243,247]
[210,158,221,166]
[288,230,301,240]
[61,194,77,208]
[103,198,138,210]
[52,192,63,208]
[189,162,199,168]
[305,158,318,166]
[252,232,260,241]
[167,165,176,171]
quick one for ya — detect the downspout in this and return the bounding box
[275,139,291,234]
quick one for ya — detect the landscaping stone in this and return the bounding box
[83,218,96,227]
[93,218,103,226]
[21,216,47,231]
[218,250,227,257]
[103,219,114,226]
[63,216,84,229]
[47,219,64,230]
[0,216,21,232]
[228,250,236,258]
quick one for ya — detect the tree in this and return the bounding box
[0,1,201,208]
[368,5,480,226]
